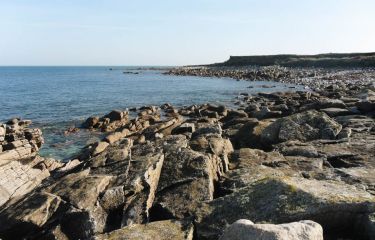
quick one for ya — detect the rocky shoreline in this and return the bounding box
[166,66,375,91]
[0,69,374,240]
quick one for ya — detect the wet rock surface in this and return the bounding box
[0,70,374,240]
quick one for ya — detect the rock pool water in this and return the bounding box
[0,67,303,160]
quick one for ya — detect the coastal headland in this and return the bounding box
[0,53,374,240]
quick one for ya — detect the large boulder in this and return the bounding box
[105,110,127,122]
[0,119,59,208]
[0,192,65,239]
[219,219,323,240]
[260,110,342,146]
[153,148,221,219]
[196,177,375,239]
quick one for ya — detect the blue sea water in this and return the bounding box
[0,67,303,160]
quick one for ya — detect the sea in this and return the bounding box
[0,66,303,161]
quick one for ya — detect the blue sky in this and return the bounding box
[0,0,374,66]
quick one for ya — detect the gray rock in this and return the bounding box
[95,219,194,240]
[172,122,196,135]
[196,177,375,239]
[321,108,351,117]
[83,116,99,128]
[0,192,64,239]
[105,110,127,122]
[219,219,323,240]
[260,110,342,145]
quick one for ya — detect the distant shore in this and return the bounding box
[166,65,375,90]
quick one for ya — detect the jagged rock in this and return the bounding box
[43,170,111,237]
[196,177,375,239]
[0,144,34,161]
[161,134,189,152]
[260,110,342,145]
[91,141,110,156]
[275,141,320,158]
[0,156,53,207]
[221,110,248,121]
[154,148,218,219]
[46,170,111,211]
[120,147,164,226]
[83,116,99,128]
[172,122,196,135]
[230,119,271,149]
[104,128,131,144]
[229,148,286,169]
[219,219,323,240]
[250,107,283,120]
[321,107,351,117]
[87,139,132,168]
[192,123,222,138]
[95,219,194,240]
[0,192,65,239]
[336,127,352,139]
[105,110,127,122]
[200,109,219,118]
[143,117,183,140]
[301,99,346,111]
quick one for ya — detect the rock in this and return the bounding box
[222,110,248,121]
[356,101,375,113]
[91,141,110,156]
[230,119,271,149]
[192,123,222,138]
[0,192,65,239]
[336,127,352,139]
[172,123,196,135]
[120,149,165,226]
[0,144,34,161]
[219,219,323,240]
[154,148,219,219]
[251,107,282,120]
[83,116,99,128]
[200,109,219,118]
[95,219,194,240]
[46,170,111,211]
[0,155,49,206]
[260,110,342,146]
[0,126,5,141]
[196,177,375,239]
[42,170,111,237]
[104,129,130,144]
[302,99,346,111]
[54,159,81,176]
[276,141,320,158]
[321,108,351,117]
[105,110,127,122]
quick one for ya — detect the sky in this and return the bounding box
[0,0,374,66]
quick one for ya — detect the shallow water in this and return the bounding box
[0,66,303,160]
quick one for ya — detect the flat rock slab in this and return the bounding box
[196,177,375,239]
[154,148,217,219]
[95,219,194,240]
[0,192,64,239]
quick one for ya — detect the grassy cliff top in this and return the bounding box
[211,52,375,68]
